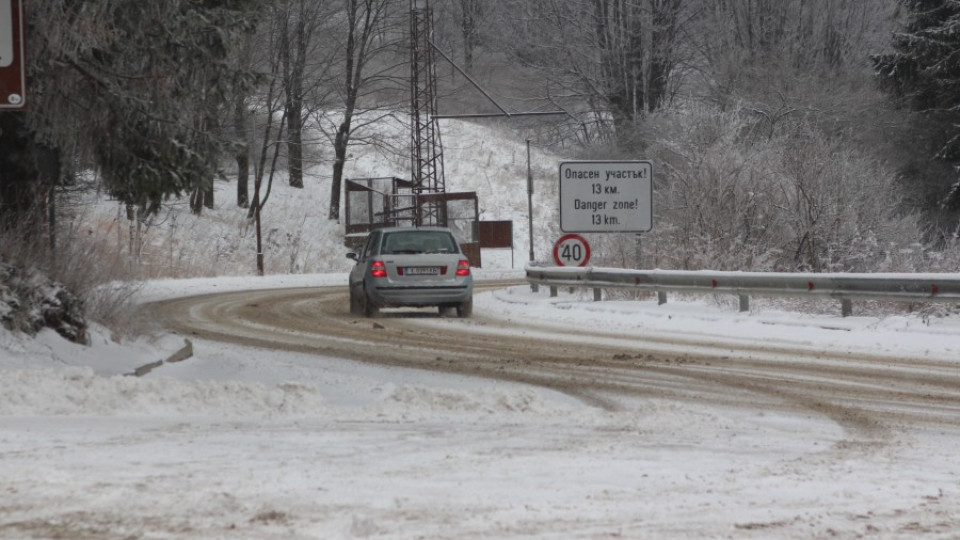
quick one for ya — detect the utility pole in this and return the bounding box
[526,139,534,262]
[527,139,538,292]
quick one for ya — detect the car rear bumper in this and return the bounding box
[369,285,472,307]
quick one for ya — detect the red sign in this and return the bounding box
[0,0,25,109]
[553,234,591,267]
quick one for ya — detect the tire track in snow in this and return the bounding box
[151,285,960,448]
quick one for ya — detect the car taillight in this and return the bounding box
[455,259,470,276]
[370,260,387,278]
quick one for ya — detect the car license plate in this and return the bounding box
[405,266,440,276]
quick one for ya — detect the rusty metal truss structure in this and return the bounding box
[409,0,446,227]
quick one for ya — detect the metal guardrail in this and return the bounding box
[525,266,960,317]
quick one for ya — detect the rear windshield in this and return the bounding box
[380,231,458,255]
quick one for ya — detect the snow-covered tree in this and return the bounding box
[0,0,261,228]
[496,0,685,140]
[875,0,960,208]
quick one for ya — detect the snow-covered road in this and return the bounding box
[3,273,960,539]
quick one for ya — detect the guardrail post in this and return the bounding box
[657,291,667,305]
[593,288,602,301]
[841,299,852,317]
[550,286,558,297]
[739,295,749,312]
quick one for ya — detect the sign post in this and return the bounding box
[559,161,652,233]
[0,0,24,109]
[526,139,535,263]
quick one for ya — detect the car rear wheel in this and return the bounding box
[349,286,362,316]
[360,287,379,318]
[456,298,473,318]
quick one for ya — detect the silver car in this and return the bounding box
[347,226,474,317]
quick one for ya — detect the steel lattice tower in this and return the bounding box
[409,0,446,226]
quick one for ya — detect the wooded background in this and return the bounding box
[2,0,960,276]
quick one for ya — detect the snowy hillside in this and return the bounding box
[74,117,565,278]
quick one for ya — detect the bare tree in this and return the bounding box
[458,0,483,70]
[326,0,402,221]
[647,0,683,111]
[239,6,294,274]
[495,0,686,139]
[694,0,886,90]
[234,31,256,208]
[277,0,332,188]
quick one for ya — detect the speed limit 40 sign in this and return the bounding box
[553,234,591,267]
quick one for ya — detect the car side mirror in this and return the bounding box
[346,252,358,261]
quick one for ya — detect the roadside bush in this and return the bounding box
[0,258,88,343]
[0,219,143,340]
[592,108,927,273]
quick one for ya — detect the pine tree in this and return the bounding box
[876,1,960,114]
[0,0,261,226]
[875,0,960,206]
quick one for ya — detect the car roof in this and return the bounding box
[376,226,454,234]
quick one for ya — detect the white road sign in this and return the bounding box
[0,0,12,68]
[559,161,652,233]
[0,0,24,109]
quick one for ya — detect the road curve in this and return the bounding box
[150,284,960,447]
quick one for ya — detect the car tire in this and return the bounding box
[361,287,379,318]
[456,298,473,318]
[349,286,362,316]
